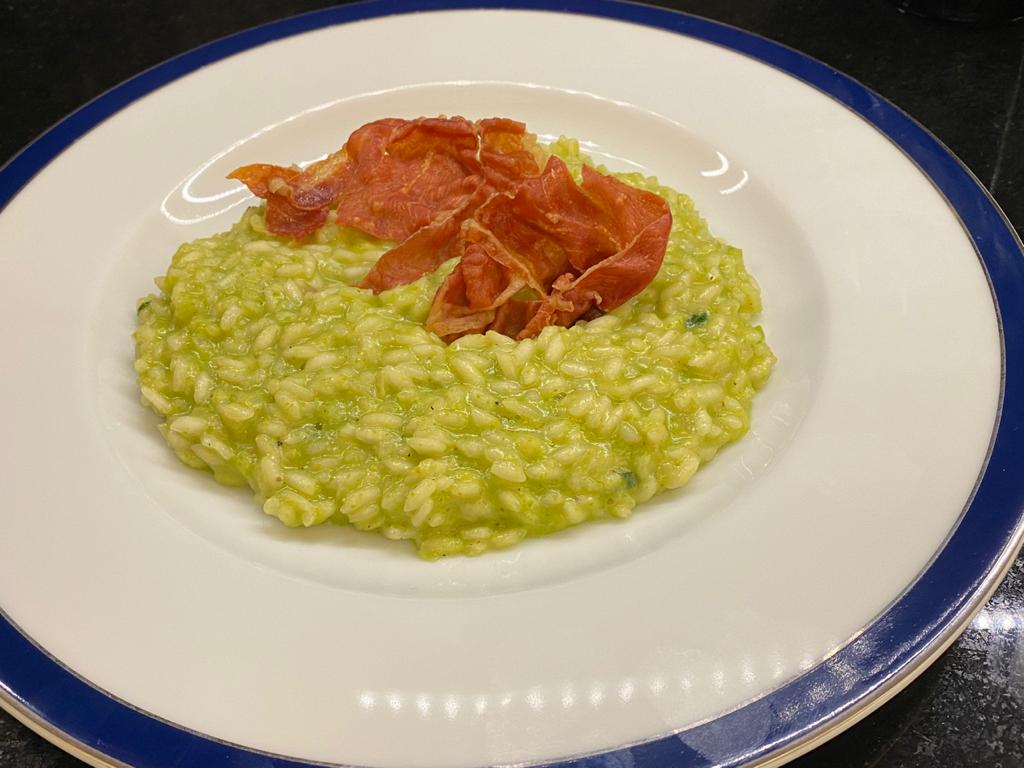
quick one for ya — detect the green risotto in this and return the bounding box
[134,139,775,558]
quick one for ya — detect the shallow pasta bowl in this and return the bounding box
[0,2,1022,767]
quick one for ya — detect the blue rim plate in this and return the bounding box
[1,2,1023,767]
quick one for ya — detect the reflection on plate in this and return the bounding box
[0,3,1021,768]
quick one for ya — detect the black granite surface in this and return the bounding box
[1,1,1022,766]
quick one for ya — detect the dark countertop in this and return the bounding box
[1,1,1021,766]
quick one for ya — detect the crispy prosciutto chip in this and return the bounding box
[229,116,542,247]
[226,164,330,238]
[356,120,544,290]
[230,117,671,342]
[426,156,672,341]
[337,118,483,242]
[477,118,550,188]
[358,118,548,293]
[358,181,493,293]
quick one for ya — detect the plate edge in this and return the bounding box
[1,2,1022,768]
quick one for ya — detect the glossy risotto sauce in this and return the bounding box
[134,139,775,558]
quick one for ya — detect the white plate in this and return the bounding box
[1,3,1022,768]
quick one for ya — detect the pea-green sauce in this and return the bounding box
[134,138,775,558]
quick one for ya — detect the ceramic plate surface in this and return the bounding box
[1,3,1022,768]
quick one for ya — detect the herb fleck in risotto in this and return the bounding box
[134,136,775,558]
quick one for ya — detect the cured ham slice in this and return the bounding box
[336,117,483,242]
[229,116,542,247]
[230,117,671,342]
[356,118,550,293]
[426,157,672,341]
[358,182,493,294]
[477,117,550,187]
[356,120,544,291]
[226,163,329,238]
